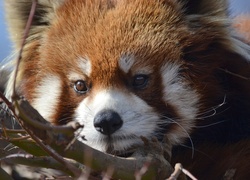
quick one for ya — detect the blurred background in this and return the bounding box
[0,0,250,62]
[0,1,11,63]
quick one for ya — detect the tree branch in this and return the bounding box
[11,97,175,179]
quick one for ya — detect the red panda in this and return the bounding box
[4,0,250,179]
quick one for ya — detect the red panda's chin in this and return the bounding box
[76,132,145,155]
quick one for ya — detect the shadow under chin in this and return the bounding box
[103,137,142,158]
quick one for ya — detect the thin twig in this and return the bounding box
[16,98,83,134]
[0,153,83,177]
[2,135,30,142]
[167,163,197,180]
[102,166,115,180]
[135,158,151,180]
[0,153,33,161]
[219,68,250,80]
[0,128,26,134]
[1,118,8,140]
[64,125,83,151]
[12,0,37,98]
[181,166,198,180]
[13,99,82,177]
[167,163,182,180]
[0,92,14,112]
[19,125,82,177]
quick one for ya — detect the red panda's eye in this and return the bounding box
[132,74,149,89]
[74,80,88,94]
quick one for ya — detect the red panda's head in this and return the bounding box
[5,0,250,155]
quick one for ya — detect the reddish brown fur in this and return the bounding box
[19,0,189,123]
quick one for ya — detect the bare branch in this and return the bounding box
[1,154,83,177]
[167,163,196,180]
[12,0,37,98]
[219,68,250,81]
[9,97,174,179]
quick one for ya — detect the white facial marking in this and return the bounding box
[74,89,160,152]
[32,75,61,122]
[118,54,135,73]
[161,63,199,119]
[161,62,199,144]
[67,72,83,82]
[5,71,15,100]
[79,57,91,76]
[133,66,153,75]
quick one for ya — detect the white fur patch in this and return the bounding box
[32,75,62,122]
[4,71,15,100]
[67,72,83,82]
[161,62,199,144]
[79,57,92,76]
[161,63,199,119]
[74,89,159,152]
[118,54,135,73]
[132,66,153,75]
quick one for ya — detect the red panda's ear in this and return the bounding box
[4,0,65,49]
[176,0,250,61]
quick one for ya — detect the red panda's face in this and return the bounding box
[30,0,203,154]
[14,1,205,154]
[6,0,250,178]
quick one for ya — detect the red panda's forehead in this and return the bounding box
[45,0,186,56]
[42,0,188,71]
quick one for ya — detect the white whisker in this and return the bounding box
[195,120,226,128]
[179,144,214,161]
[196,95,227,118]
[158,115,195,158]
[57,117,74,123]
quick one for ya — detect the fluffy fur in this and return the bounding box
[4,0,250,179]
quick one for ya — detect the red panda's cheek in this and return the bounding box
[160,62,200,144]
[31,75,62,123]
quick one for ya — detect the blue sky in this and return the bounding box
[0,1,12,62]
[0,0,250,62]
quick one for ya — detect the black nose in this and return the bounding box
[94,109,123,135]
